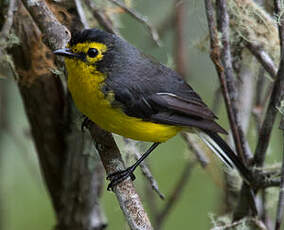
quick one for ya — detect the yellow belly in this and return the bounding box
[66,59,181,142]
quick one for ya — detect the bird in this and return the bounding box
[54,28,251,190]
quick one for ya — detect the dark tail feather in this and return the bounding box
[195,129,251,183]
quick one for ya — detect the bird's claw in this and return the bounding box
[107,168,136,191]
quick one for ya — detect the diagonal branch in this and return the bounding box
[87,122,153,230]
[205,0,258,220]
[19,0,153,229]
[253,0,284,167]
[273,1,284,230]
[107,0,161,46]
[245,42,277,79]
[84,0,118,35]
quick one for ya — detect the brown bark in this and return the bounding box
[9,2,107,229]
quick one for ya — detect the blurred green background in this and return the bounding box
[0,0,283,229]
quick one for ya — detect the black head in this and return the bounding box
[68,28,115,47]
[54,29,117,66]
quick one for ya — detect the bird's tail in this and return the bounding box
[194,129,251,183]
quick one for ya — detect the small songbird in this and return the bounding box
[54,28,250,190]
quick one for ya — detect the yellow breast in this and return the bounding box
[65,59,181,142]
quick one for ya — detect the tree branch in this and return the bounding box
[252,0,284,166]
[107,0,161,46]
[87,122,153,230]
[273,1,284,229]
[123,139,165,200]
[245,42,277,79]
[0,0,16,39]
[74,0,89,29]
[21,0,70,50]
[84,0,118,35]
[216,0,252,161]
[18,1,152,229]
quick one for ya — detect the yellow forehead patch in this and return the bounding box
[68,42,108,63]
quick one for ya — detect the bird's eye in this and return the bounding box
[87,48,99,58]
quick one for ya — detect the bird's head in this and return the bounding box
[54,29,115,71]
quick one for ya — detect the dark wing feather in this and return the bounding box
[99,36,226,134]
[151,112,226,134]
[150,93,217,120]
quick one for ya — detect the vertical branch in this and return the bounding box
[215,0,251,161]
[224,51,256,213]
[273,1,284,230]
[205,0,257,219]
[253,0,284,167]
[205,0,243,159]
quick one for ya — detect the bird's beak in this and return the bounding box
[53,48,79,58]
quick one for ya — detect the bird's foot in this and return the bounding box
[107,166,136,191]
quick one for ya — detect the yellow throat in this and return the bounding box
[65,42,181,142]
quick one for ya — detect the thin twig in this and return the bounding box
[107,0,161,46]
[205,0,245,161]
[155,160,196,230]
[211,217,267,230]
[123,139,165,199]
[246,42,277,79]
[182,133,209,168]
[74,0,89,29]
[84,0,118,34]
[144,177,159,223]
